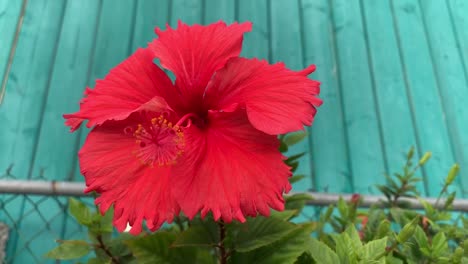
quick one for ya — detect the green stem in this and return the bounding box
[96,234,120,264]
[174,216,185,231]
[434,184,449,209]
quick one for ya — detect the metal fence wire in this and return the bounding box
[0,170,93,264]
[3,169,468,263]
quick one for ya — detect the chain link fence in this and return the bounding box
[3,165,468,263]
[0,168,93,264]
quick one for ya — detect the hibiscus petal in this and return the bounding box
[64,48,177,132]
[204,58,322,135]
[149,21,252,108]
[171,110,291,222]
[80,122,179,234]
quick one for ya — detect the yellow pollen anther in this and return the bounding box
[131,116,185,167]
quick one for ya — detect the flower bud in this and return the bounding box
[397,218,418,243]
[445,164,460,185]
[407,147,415,160]
[377,220,391,238]
[418,152,432,165]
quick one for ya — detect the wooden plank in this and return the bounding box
[203,0,235,24]
[0,0,67,262]
[24,1,101,258]
[270,0,310,187]
[0,0,23,103]
[447,0,468,82]
[391,0,460,196]
[73,0,138,179]
[329,0,386,193]
[360,0,426,194]
[269,0,316,221]
[300,0,351,193]
[131,0,170,51]
[237,0,269,60]
[418,0,468,195]
[71,0,138,243]
[170,0,202,26]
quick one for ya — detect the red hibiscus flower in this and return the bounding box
[64,21,322,235]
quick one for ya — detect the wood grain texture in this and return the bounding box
[301,0,351,194]
[0,0,467,261]
[419,0,468,195]
[0,0,23,104]
[391,0,460,196]
[0,0,66,262]
[329,0,386,193]
[360,0,425,194]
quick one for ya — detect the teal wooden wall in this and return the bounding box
[1,0,468,262]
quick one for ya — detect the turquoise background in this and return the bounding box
[1,0,468,262]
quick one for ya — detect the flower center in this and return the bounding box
[130,115,184,167]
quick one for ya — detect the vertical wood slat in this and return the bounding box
[203,0,235,24]
[40,0,101,246]
[391,0,459,196]
[1,1,467,261]
[447,0,468,81]
[73,0,138,179]
[0,0,24,104]
[131,0,171,51]
[170,0,202,26]
[360,0,425,194]
[238,0,269,60]
[269,0,316,221]
[0,0,67,262]
[300,0,351,194]
[329,0,386,193]
[419,0,468,195]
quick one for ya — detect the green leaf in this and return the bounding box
[386,254,404,264]
[308,238,340,264]
[173,219,219,247]
[108,233,134,258]
[330,226,363,263]
[87,258,111,264]
[432,232,448,255]
[376,220,391,239]
[271,210,299,221]
[45,240,91,260]
[127,231,207,264]
[337,197,348,218]
[89,207,114,234]
[69,198,93,226]
[286,153,306,164]
[397,217,419,244]
[289,174,305,184]
[230,223,314,264]
[294,252,314,264]
[285,193,313,214]
[100,207,114,232]
[332,233,357,263]
[283,131,307,146]
[279,139,289,153]
[229,216,299,252]
[413,226,429,249]
[358,237,387,261]
[345,225,362,249]
[418,198,435,217]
